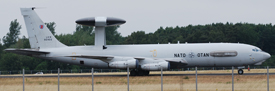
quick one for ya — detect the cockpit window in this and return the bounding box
[252,48,261,52]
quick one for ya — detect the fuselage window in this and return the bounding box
[210,51,238,57]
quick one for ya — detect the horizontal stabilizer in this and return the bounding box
[5,48,50,56]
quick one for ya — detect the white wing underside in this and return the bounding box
[67,55,188,65]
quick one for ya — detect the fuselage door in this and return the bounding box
[250,48,258,62]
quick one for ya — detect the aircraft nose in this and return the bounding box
[263,52,271,60]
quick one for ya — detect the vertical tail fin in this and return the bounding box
[20,8,67,49]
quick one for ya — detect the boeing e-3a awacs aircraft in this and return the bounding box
[5,7,271,76]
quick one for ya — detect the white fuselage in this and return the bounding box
[37,43,269,69]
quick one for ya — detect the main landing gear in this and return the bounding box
[130,69,149,76]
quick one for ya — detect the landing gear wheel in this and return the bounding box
[144,71,149,76]
[130,70,137,76]
[137,70,144,76]
[238,69,244,75]
[130,70,150,76]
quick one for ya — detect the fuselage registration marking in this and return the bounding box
[150,49,157,57]
[44,36,52,41]
[174,53,210,57]
[72,52,76,60]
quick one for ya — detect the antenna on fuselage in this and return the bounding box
[75,17,126,49]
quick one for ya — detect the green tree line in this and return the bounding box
[0,20,274,71]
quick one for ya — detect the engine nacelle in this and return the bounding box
[108,59,138,69]
[141,62,170,71]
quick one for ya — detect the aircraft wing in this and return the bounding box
[67,55,114,59]
[165,58,188,69]
[134,57,145,60]
[4,48,50,56]
[67,55,146,60]
[67,55,188,68]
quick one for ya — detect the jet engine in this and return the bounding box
[108,59,138,69]
[141,61,170,71]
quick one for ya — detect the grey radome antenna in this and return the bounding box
[75,17,126,49]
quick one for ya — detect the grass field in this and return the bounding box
[2,68,274,76]
[0,69,274,91]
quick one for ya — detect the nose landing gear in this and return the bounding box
[238,69,244,75]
